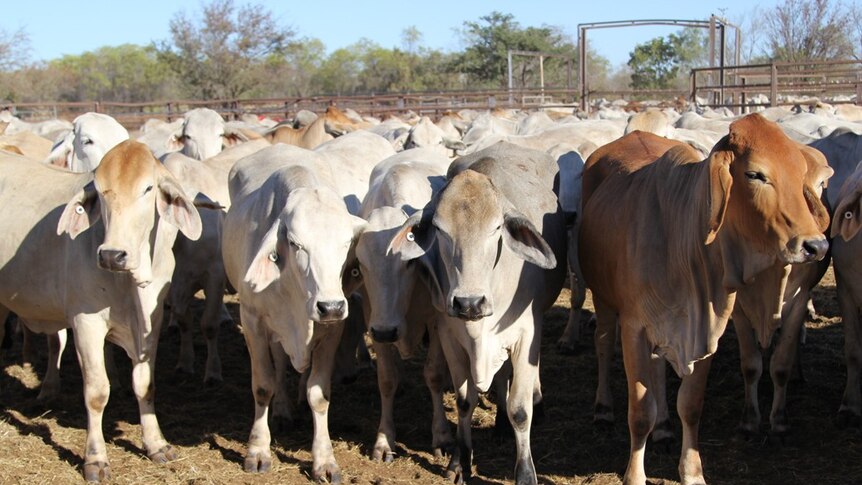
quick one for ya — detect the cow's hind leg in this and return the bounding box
[594,298,618,424]
[424,323,454,456]
[38,328,67,402]
[838,282,862,427]
[200,273,227,385]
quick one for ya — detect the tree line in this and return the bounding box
[0,0,859,104]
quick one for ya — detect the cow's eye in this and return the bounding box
[745,171,767,183]
[143,185,153,195]
[82,138,94,145]
[289,239,303,251]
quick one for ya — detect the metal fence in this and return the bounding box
[9,61,862,127]
[3,88,580,129]
[691,60,862,112]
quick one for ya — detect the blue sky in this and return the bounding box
[6,1,778,67]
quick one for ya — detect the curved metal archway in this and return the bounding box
[578,15,741,112]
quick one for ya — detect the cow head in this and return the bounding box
[57,140,203,287]
[168,108,249,160]
[389,169,555,321]
[710,114,830,286]
[243,187,365,323]
[46,112,129,172]
[356,207,419,344]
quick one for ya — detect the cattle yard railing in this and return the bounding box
[3,88,580,129]
[691,60,862,112]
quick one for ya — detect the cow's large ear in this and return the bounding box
[705,140,733,245]
[831,184,862,241]
[502,212,557,269]
[156,169,203,240]
[798,144,833,233]
[45,132,73,169]
[223,126,251,148]
[244,219,284,292]
[166,127,185,152]
[57,181,100,239]
[387,210,436,261]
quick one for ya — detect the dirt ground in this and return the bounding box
[0,266,860,485]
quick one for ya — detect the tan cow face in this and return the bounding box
[389,169,556,321]
[717,114,829,272]
[244,187,366,323]
[355,207,418,343]
[57,140,203,287]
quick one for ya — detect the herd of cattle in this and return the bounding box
[2,99,862,484]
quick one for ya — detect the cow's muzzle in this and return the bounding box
[98,248,129,272]
[450,295,491,321]
[785,235,829,263]
[370,326,399,343]
[315,300,347,323]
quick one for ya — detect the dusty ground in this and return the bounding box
[0,266,859,484]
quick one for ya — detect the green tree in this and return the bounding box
[50,44,178,102]
[157,0,294,99]
[627,27,708,90]
[455,11,578,88]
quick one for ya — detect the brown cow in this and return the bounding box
[264,106,363,149]
[579,114,829,485]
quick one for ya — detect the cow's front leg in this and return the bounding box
[307,322,343,484]
[129,307,175,465]
[769,295,808,437]
[621,322,657,485]
[677,355,713,485]
[438,325,476,484]
[733,312,762,436]
[509,335,539,485]
[241,309,276,472]
[72,316,112,482]
[371,341,399,462]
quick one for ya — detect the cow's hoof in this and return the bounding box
[148,445,178,464]
[837,409,861,428]
[371,444,395,463]
[767,429,788,447]
[203,374,224,387]
[243,451,272,473]
[446,462,465,485]
[515,459,537,485]
[312,461,342,484]
[83,461,110,482]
